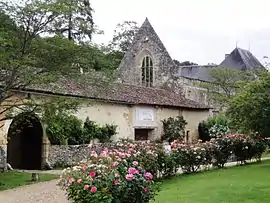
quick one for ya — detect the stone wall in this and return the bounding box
[48,142,173,168]
[118,18,176,88]
[0,145,6,171]
[48,144,116,167]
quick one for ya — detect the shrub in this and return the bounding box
[82,117,100,143]
[83,117,117,143]
[171,141,211,173]
[199,114,231,141]
[98,124,118,143]
[156,147,176,178]
[250,138,267,161]
[58,147,159,203]
[208,124,230,139]
[46,114,83,145]
[58,137,268,203]
[162,116,187,142]
[228,134,253,163]
[210,137,233,168]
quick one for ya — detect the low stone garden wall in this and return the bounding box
[48,143,122,168]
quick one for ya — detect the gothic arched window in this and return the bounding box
[141,56,153,87]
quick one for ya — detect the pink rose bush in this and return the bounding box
[171,140,213,173]
[58,135,267,202]
[170,134,267,173]
[58,145,158,203]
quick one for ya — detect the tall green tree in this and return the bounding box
[109,20,139,53]
[0,0,114,124]
[50,0,102,42]
[226,71,270,138]
[200,67,255,108]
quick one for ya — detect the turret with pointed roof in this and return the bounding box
[118,18,176,88]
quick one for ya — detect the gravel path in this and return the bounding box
[0,179,68,203]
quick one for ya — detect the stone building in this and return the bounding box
[0,17,264,171]
[118,18,265,107]
[0,22,212,171]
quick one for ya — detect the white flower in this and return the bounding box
[245,146,249,149]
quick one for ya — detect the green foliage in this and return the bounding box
[162,116,187,142]
[156,148,176,178]
[201,67,254,108]
[171,141,212,173]
[82,117,99,142]
[0,0,118,122]
[46,113,83,145]
[83,117,117,143]
[50,0,101,42]
[57,137,268,202]
[205,114,230,128]
[109,20,139,53]
[154,160,270,203]
[226,72,270,138]
[173,60,198,66]
[199,114,231,141]
[98,124,117,143]
[0,171,58,191]
[211,137,233,168]
[46,112,118,145]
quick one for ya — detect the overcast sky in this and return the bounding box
[91,0,270,65]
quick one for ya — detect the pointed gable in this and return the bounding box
[118,18,176,88]
[220,47,265,71]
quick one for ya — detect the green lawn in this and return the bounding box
[154,160,270,203]
[0,171,58,191]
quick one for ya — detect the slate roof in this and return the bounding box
[25,77,210,109]
[174,65,217,82]
[220,47,265,71]
[175,47,265,82]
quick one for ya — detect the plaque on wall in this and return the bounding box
[136,108,154,122]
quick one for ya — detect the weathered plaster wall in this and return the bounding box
[182,109,211,142]
[154,107,182,139]
[74,102,134,141]
[0,91,210,170]
[0,92,211,144]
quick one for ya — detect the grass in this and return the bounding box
[153,160,270,203]
[0,171,58,191]
[262,151,270,158]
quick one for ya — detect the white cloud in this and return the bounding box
[91,0,270,64]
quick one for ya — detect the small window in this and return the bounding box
[135,129,150,141]
[141,56,154,87]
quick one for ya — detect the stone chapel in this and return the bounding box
[0,17,265,171]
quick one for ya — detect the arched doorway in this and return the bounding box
[7,112,43,170]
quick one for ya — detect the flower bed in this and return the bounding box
[58,145,159,203]
[58,135,268,203]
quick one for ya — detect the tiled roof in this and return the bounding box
[26,78,210,109]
